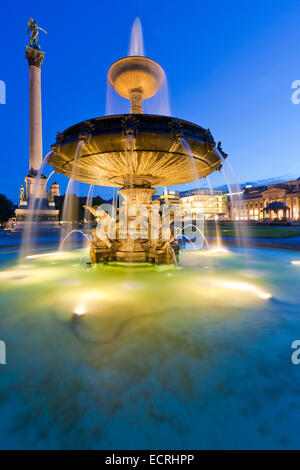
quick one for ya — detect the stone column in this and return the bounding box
[25,46,44,173]
[130,89,143,114]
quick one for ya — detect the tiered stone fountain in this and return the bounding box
[49,55,224,264]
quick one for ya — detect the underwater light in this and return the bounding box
[73,306,86,316]
[258,292,272,300]
[291,261,300,265]
[192,247,230,257]
[217,281,272,300]
[26,252,64,260]
[122,282,141,290]
[209,247,229,254]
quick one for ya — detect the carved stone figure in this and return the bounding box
[83,206,112,249]
[27,18,47,50]
[217,141,228,159]
[47,188,54,203]
[20,184,26,202]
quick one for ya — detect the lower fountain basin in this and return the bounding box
[49,114,222,187]
[0,239,299,449]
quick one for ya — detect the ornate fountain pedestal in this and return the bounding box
[88,185,179,265]
[90,240,178,265]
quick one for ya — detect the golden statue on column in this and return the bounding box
[27,18,47,50]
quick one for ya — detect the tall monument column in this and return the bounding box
[15,19,59,228]
[26,46,44,173]
[24,46,45,199]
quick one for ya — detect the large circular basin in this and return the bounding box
[49,114,222,187]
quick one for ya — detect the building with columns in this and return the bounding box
[229,178,300,221]
[50,182,60,197]
[180,189,228,220]
[154,189,228,220]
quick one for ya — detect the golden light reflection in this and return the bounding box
[216,280,272,300]
[73,306,86,316]
[25,251,64,260]
[291,261,300,266]
[209,247,230,254]
[184,247,231,257]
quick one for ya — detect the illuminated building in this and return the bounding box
[179,189,228,220]
[229,179,300,221]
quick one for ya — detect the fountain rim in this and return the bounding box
[49,114,223,188]
[53,113,211,142]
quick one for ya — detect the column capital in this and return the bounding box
[25,46,44,68]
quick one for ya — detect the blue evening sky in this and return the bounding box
[1,0,300,202]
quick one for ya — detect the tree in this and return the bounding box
[0,194,15,223]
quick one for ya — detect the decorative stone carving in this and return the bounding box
[203,128,216,152]
[25,46,44,68]
[217,141,228,159]
[168,118,184,142]
[50,132,64,155]
[78,120,95,144]
[55,132,64,144]
[121,115,139,136]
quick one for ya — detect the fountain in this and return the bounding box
[1,17,299,452]
[48,51,225,264]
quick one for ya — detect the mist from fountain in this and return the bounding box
[177,224,210,250]
[19,151,53,259]
[59,140,84,248]
[216,148,249,249]
[106,18,170,117]
[144,76,171,116]
[60,230,91,250]
[179,137,210,248]
[206,175,223,249]
[84,184,94,227]
[36,171,55,214]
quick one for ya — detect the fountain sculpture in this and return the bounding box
[49,44,226,264]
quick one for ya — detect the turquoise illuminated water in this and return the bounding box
[0,233,300,449]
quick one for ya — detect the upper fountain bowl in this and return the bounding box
[107,56,165,100]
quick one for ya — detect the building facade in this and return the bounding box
[179,189,228,220]
[229,179,300,221]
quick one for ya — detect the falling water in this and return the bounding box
[180,138,199,188]
[178,137,216,254]
[84,184,94,227]
[105,82,128,116]
[178,224,210,250]
[112,187,119,214]
[206,175,223,249]
[36,170,55,214]
[128,17,145,56]
[163,186,169,204]
[60,140,84,248]
[106,17,170,117]
[216,148,248,250]
[60,230,91,250]
[19,151,53,259]
[144,74,171,116]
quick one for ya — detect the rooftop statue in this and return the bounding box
[27,18,47,50]
[47,188,54,203]
[19,184,25,202]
